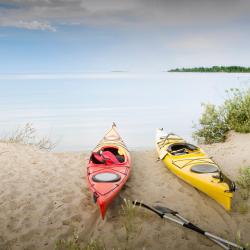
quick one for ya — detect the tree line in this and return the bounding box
[168,66,250,73]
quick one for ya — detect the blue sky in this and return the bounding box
[0,0,250,74]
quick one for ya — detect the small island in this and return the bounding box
[168,66,250,73]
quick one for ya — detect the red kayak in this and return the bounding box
[87,123,132,219]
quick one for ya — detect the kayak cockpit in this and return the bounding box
[167,143,199,156]
[90,146,126,165]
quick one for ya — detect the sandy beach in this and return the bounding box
[0,132,249,250]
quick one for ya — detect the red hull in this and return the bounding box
[86,125,131,219]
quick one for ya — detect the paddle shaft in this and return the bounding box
[132,201,244,250]
[162,214,229,250]
[171,214,229,249]
[175,214,244,249]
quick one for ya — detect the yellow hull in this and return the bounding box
[156,130,234,211]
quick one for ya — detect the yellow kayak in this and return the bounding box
[155,129,236,211]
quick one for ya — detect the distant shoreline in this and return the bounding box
[168,66,250,73]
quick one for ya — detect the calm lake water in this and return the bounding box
[0,73,249,151]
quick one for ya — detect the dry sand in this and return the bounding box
[0,131,249,250]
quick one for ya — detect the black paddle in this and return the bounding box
[132,201,245,250]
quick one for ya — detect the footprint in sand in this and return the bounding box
[62,196,74,203]
[62,214,82,226]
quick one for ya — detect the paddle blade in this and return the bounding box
[132,201,165,218]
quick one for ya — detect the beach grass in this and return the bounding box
[236,202,248,214]
[235,231,250,250]
[120,199,142,248]
[55,234,106,250]
[237,166,250,200]
[0,123,56,151]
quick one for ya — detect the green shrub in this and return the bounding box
[193,104,229,143]
[193,88,250,143]
[225,88,250,133]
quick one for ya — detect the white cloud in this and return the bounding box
[0,20,56,31]
[0,0,249,30]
